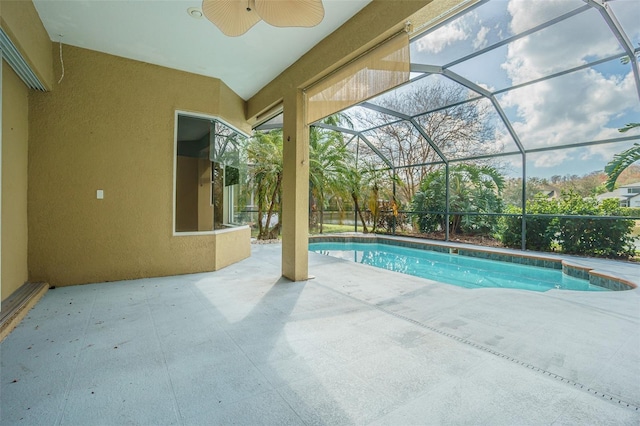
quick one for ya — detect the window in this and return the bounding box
[174,113,247,233]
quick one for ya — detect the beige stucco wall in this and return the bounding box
[217,80,247,128]
[28,45,250,287]
[0,0,54,89]
[1,61,30,301]
[213,226,251,270]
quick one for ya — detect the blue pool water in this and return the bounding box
[309,242,608,292]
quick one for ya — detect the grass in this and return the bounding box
[250,223,355,239]
[309,223,356,235]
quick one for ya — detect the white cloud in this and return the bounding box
[497,0,640,171]
[501,13,621,85]
[408,0,639,175]
[533,151,570,168]
[477,82,496,93]
[473,26,490,50]
[414,14,471,54]
[586,139,640,163]
[502,69,637,145]
[507,0,582,35]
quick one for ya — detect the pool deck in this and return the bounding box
[1,241,639,425]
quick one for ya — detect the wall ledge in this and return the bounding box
[173,224,250,237]
[1,282,49,342]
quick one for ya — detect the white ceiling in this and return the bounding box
[32,0,372,100]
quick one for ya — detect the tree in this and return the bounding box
[309,121,351,233]
[247,130,283,240]
[354,81,497,204]
[361,164,394,234]
[499,194,559,251]
[411,164,505,235]
[248,115,355,238]
[343,164,369,233]
[604,122,640,191]
[499,191,636,258]
[555,192,635,259]
[605,142,640,191]
[502,176,561,206]
[338,160,394,234]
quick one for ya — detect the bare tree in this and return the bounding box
[353,81,498,204]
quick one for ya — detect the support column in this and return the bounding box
[281,90,309,281]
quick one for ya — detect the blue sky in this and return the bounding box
[407,0,640,179]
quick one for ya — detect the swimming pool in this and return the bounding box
[309,241,609,292]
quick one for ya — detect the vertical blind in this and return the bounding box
[0,28,46,91]
[305,32,410,125]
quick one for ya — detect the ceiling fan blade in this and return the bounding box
[202,0,262,37]
[255,0,325,28]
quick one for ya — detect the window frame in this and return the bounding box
[172,110,249,236]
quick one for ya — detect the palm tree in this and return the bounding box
[339,160,396,234]
[248,114,355,238]
[309,124,350,233]
[247,130,283,240]
[343,164,369,233]
[412,164,505,235]
[308,114,356,233]
[362,164,391,234]
[604,123,640,191]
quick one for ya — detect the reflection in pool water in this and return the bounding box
[309,242,608,292]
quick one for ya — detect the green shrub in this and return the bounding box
[498,206,522,249]
[555,193,635,259]
[499,191,636,259]
[499,194,559,251]
[620,207,640,217]
[411,164,504,236]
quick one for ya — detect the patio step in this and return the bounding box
[1,282,49,343]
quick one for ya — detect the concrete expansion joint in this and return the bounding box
[314,281,640,413]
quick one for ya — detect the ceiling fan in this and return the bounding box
[202,0,325,37]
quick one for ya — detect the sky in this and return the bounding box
[406,0,640,179]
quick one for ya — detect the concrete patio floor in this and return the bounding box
[1,242,639,425]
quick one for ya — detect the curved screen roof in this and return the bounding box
[303,0,640,178]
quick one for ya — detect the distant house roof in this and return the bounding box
[619,181,640,188]
[596,191,626,201]
[597,186,640,205]
[535,190,559,199]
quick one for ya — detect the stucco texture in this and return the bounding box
[2,61,30,301]
[213,226,251,270]
[28,45,250,287]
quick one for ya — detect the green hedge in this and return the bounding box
[499,191,636,259]
[499,194,559,251]
[620,207,640,217]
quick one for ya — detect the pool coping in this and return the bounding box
[309,234,638,291]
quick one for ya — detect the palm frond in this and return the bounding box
[604,143,640,191]
[618,123,640,133]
